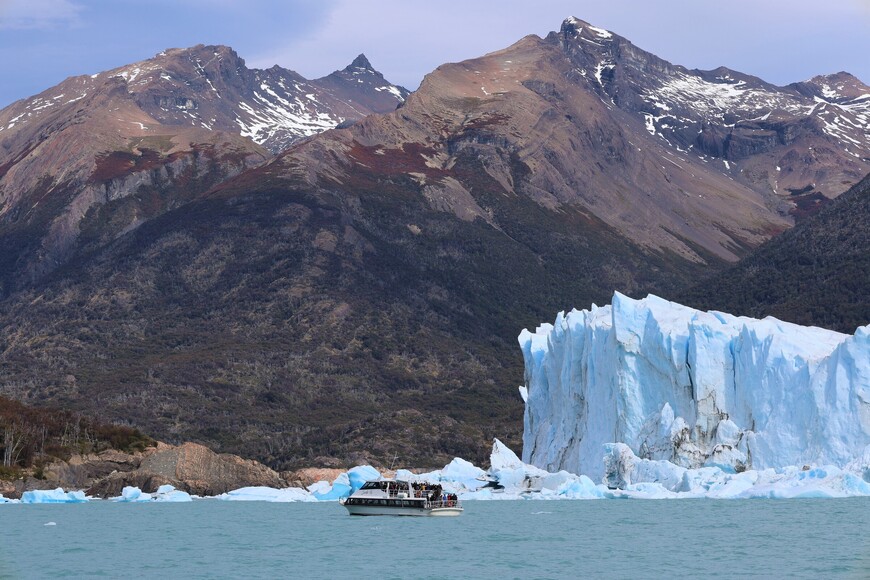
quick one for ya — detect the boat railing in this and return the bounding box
[386,489,418,498]
[425,499,462,509]
[386,489,446,500]
[377,486,461,508]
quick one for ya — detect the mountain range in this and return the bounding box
[0,46,407,292]
[0,17,866,468]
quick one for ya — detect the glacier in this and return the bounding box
[518,292,870,482]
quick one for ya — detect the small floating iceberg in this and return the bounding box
[311,465,380,500]
[0,493,19,504]
[113,486,153,502]
[111,485,192,503]
[216,486,316,502]
[154,484,192,502]
[20,488,88,504]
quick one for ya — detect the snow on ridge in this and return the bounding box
[236,94,340,145]
[639,68,869,150]
[375,85,406,100]
[811,95,870,145]
[649,72,804,119]
[593,60,615,87]
[821,83,839,99]
[519,292,870,482]
[588,25,612,39]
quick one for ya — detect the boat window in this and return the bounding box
[360,482,381,490]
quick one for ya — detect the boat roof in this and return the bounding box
[366,478,442,485]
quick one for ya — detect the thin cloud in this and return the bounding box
[0,0,84,30]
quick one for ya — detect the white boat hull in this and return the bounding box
[428,507,463,517]
[342,502,463,517]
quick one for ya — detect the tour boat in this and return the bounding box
[340,479,463,516]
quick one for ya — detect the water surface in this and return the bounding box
[2,498,868,578]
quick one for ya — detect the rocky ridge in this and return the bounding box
[0,46,407,294]
[272,18,868,265]
[552,18,869,197]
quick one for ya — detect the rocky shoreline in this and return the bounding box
[0,442,353,500]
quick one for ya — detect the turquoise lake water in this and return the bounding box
[2,498,869,579]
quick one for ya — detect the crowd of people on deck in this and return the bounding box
[410,482,458,506]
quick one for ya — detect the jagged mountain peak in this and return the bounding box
[97,44,246,84]
[799,71,869,101]
[318,53,410,110]
[160,43,239,60]
[278,13,869,265]
[0,42,409,156]
[560,16,614,38]
[541,15,870,196]
[347,53,375,72]
[329,52,386,81]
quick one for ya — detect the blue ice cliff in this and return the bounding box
[519,292,870,482]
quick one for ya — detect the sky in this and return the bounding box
[1,0,868,108]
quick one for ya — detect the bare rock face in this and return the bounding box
[86,442,286,497]
[283,467,346,488]
[0,448,146,499]
[43,449,143,489]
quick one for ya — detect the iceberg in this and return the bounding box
[207,438,870,501]
[154,485,193,502]
[112,486,153,502]
[437,457,488,490]
[310,465,380,500]
[215,486,316,502]
[346,465,380,492]
[20,488,88,504]
[110,485,192,502]
[519,292,870,481]
[398,439,606,500]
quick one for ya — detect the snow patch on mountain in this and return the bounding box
[647,73,805,124]
[236,95,340,143]
[376,85,405,99]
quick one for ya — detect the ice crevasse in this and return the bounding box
[518,292,870,482]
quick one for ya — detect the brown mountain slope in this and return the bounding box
[278,28,793,264]
[0,18,867,468]
[679,172,870,333]
[0,46,407,295]
[0,156,716,468]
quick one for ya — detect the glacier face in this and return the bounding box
[518,293,870,481]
